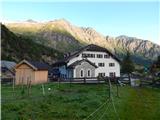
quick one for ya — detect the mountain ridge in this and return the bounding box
[4,19,160,65]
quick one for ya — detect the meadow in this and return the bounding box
[1,83,160,120]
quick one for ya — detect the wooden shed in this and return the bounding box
[15,60,49,85]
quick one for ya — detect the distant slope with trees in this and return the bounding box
[1,24,63,64]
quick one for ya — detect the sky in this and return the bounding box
[1,0,160,45]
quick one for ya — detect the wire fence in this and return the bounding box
[1,82,61,103]
[2,77,160,120]
[82,78,121,120]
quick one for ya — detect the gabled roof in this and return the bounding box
[1,60,16,69]
[15,60,50,70]
[68,59,98,68]
[27,61,50,70]
[69,44,121,62]
[1,60,16,74]
[52,44,120,67]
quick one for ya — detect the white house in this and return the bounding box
[52,44,121,79]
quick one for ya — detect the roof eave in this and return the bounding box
[15,60,38,70]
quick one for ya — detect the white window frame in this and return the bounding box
[109,72,116,77]
[98,63,105,67]
[87,69,91,77]
[80,69,84,77]
[109,63,115,67]
[98,73,105,77]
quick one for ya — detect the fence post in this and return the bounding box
[21,77,25,97]
[116,78,120,97]
[27,78,31,96]
[12,77,15,97]
[21,77,24,89]
[108,77,111,99]
[42,84,45,96]
[98,79,101,83]
[84,77,86,84]
[69,78,72,87]
[58,78,60,89]
[139,78,142,87]
[27,78,29,96]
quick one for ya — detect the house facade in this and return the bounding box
[67,59,98,78]
[53,44,121,79]
[15,60,49,85]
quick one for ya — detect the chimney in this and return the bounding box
[64,52,71,58]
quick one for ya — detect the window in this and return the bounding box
[86,54,90,57]
[109,72,116,77]
[82,53,95,58]
[80,69,84,77]
[109,63,115,67]
[90,54,95,58]
[82,53,87,58]
[87,69,91,77]
[98,63,105,67]
[104,54,109,58]
[97,54,103,58]
[98,73,105,77]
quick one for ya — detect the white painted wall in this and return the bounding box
[67,51,120,77]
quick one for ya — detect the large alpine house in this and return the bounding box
[52,44,121,79]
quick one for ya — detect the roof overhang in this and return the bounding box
[67,59,98,69]
[65,44,121,63]
[15,60,38,70]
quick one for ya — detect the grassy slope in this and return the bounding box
[2,83,160,120]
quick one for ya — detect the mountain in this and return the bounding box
[107,35,160,58]
[1,24,63,64]
[4,19,160,66]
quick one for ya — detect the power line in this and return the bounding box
[108,78,120,120]
[98,101,110,120]
[83,99,110,120]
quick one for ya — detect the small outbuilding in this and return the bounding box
[15,60,49,85]
[1,60,16,78]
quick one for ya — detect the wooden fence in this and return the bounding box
[2,76,159,87]
[55,77,120,84]
[1,77,14,84]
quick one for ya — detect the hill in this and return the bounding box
[1,24,63,64]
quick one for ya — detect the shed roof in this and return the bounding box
[27,61,50,70]
[1,60,16,73]
[16,60,50,70]
[1,60,16,69]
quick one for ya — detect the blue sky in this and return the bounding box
[1,1,160,45]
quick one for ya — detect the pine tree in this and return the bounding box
[149,55,160,85]
[150,55,160,75]
[121,51,135,84]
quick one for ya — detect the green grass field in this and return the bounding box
[1,83,160,120]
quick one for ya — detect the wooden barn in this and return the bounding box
[15,60,49,85]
